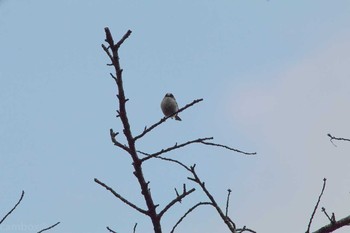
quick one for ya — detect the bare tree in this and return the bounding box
[94,28,256,233]
[94,28,350,233]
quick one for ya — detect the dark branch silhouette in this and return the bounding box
[188,164,237,232]
[158,187,196,219]
[0,190,24,225]
[225,189,232,217]
[106,226,117,233]
[110,128,130,153]
[306,178,327,233]
[139,137,256,162]
[158,156,255,233]
[236,226,257,233]
[170,202,213,233]
[139,137,213,162]
[327,133,350,147]
[95,178,148,216]
[134,99,204,141]
[37,222,60,233]
[321,207,335,224]
[133,223,138,233]
[201,141,256,155]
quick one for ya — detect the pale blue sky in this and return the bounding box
[1,1,350,233]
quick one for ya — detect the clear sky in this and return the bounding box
[1,1,350,233]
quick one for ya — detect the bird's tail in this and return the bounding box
[175,115,182,121]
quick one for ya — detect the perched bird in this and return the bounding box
[161,93,182,121]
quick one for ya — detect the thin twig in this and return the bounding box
[115,30,132,50]
[170,202,213,233]
[37,222,60,233]
[134,98,204,141]
[133,223,138,233]
[306,178,327,233]
[188,165,237,232]
[94,178,148,216]
[225,189,232,217]
[157,156,192,172]
[102,44,114,63]
[106,226,117,233]
[201,141,256,155]
[140,137,213,162]
[110,128,130,152]
[321,207,335,224]
[158,188,196,219]
[236,226,257,233]
[0,190,24,224]
[327,133,350,147]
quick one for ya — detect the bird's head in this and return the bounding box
[165,93,174,98]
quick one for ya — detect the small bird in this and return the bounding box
[161,93,182,121]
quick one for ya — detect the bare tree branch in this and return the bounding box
[37,222,60,233]
[134,98,204,141]
[102,44,114,64]
[157,157,256,232]
[306,178,327,233]
[158,187,196,219]
[0,190,24,225]
[102,28,162,232]
[225,189,232,217]
[327,133,350,146]
[133,223,138,233]
[321,207,335,224]
[106,226,117,233]
[94,178,148,216]
[170,202,213,233]
[188,165,237,232]
[157,156,191,172]
[201,141,256,155]
[110,128,130,153]
[140,137,213,162]
[312,214,350,233]
[236,226,257,233]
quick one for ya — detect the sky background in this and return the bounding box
[1,1,350,233]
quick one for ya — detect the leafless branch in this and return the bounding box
[110,128,130,152]
[327,133,350,147]
[0,190,24,225]
[106,226,117,233]
[158,157,255,232]
[201,141,256,155]
[102,44,114,64]
[102,28,163,233]
[115,30,132,50]
[157,156,192,172]
[134,98,204,141]
[94,178,148,216]
[133,223,138,233]
[37,222,60,233]
[312,214,350,233]
[225,189,232,217]
[140,137,213,162]
[170,202,213,233]
[306,178,327,233]
[188,165,237,232]
[236,226,257,233]
[321,207,335,224]
[158,187,196,219]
